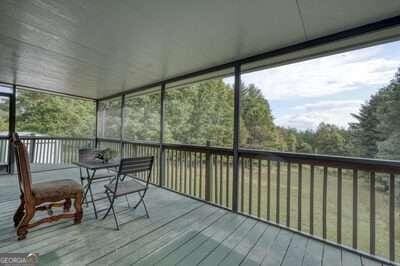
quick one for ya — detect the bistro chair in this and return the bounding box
[11,133,83,240]
[102,156,154,230]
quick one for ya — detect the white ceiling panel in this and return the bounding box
[298,0,400,39]
[0,0,398,98]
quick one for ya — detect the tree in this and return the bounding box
[124,92,160,141]
[240,83,280,150]
[164,79,234,147]
[16,90,96,137]
[314,123,347,155]
[350,67,400,159]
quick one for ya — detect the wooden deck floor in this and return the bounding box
[0,167,392,266]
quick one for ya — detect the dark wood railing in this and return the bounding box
[7,136,399,263]
[238,149,399,262]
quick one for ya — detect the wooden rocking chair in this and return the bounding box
[11,133,83,240]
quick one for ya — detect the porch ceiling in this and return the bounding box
[0,0,399,99]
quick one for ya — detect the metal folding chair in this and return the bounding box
[102,156,154,230]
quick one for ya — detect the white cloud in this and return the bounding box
[240,46,400,100]
[276,100,363,131]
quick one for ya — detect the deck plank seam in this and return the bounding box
[196,217,249,265]
[217,221,259,264]
[239,224,270,265]
[151,212,230,265]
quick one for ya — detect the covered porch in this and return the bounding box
[0,1,400,265]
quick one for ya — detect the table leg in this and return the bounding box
[80,167,89,207]
[85,168,98,219]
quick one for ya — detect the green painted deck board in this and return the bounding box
[154,213,235,265]
[302,239,324,266]
[134,211,229,266]
[323,244,342,266]
[342,249,362,266]
[198,218,257,265]
[219,222,268,266]
[241,224,280,266]
[0,167,388,266]
[281,234,309,266]
[176,214,246,266]
[91,205,222,265]
[261,229,294,266]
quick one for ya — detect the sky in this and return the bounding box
[227,40,400,131]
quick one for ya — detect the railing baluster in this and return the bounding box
[276,161,280,224]
[40,139,44,163]
[189,152,192,195]
[219,155,223,205]
[370,171,376,255]
[323,166,328,239]
[205,151,211,201]
[174,150,178,191]
[287,162,291,227]
[249,158,253,215]
[257,159,261,218]
[353,169,358,249]
[267,160,271,220]
[179,150,182,192]
[199,153,203,198]
[298,164,302,231]
[194,152,197,197]
[389,173,395,261]
[337,168,342,244]
[166,150,169,188]
[45,139,50,164]
[214,155,218,202]
[226,155,229,208]
[184,151,187,194]
[310,165,314,235]
[240,157,244,212]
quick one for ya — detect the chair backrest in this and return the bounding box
[10,133,34,202]
[118,156,154,187]
[78,148,98,162]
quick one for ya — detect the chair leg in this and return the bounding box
[134,192,149,218]
[133,193,144,209]
[14,195,25,227]
[88,183,97,219]
[142,198,150,218]
[102,191,114,219]
[103,191,119,230]
[125,195,131,208]
[74,193,83,224]
[16,206,35,240]
[64,198,71,212]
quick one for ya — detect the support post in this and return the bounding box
[205,141,211,201]
[159,83,166,187]
[120,95,125,159]
[232,64,241,213]
[95,100,99,148]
